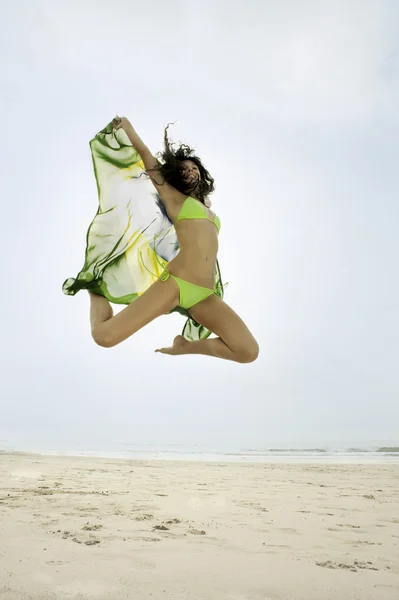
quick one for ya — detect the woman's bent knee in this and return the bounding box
[91,325,116,348]
[236,340,259,363]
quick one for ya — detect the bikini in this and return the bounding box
[160,196,221,310]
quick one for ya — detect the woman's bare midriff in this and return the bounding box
[167,220,219,289]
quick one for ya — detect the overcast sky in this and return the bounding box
[1,0,398,451]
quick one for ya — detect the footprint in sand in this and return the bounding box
[82,524,103,531]
[59,530,101,546]
[165,518,182,525]
[61,531,72,539]
[34,487,54,496]
[349,540,382,546]
[316,559,378,572]
[72,536,101,546]
[189,528,206,535]
[134,513,154,522]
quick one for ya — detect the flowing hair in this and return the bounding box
[154,124,215,204]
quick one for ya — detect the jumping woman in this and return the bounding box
[64,116,259,363]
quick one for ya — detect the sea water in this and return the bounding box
[1,439,398,463]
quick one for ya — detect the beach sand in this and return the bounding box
[0,453,398,600]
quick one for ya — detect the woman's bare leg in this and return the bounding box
[155,296,259,363]
[89,292,113,330]
[89,278,179,348]
[156,335,240,361]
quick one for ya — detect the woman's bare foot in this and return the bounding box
[155,335,189,355]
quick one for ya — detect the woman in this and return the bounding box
[89,116,259,363]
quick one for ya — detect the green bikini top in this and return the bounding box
[176,196,221,233]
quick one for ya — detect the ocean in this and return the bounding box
[1,440,398,463]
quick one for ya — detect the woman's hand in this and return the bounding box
[112,116,131,131]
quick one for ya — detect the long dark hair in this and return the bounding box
[155,124,215,204]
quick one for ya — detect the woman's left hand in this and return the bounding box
[112,116,130,131]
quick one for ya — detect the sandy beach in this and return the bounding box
[0,453,398,600]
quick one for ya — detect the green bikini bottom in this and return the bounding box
[159,270,214,310]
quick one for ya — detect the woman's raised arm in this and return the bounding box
[113,116,185,215]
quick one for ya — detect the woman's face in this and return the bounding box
[181,160,201,188]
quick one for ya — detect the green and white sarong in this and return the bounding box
[62,121,224,341]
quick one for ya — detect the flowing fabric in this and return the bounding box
[62,120,224,341]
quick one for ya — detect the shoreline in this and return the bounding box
[1,448,399,465]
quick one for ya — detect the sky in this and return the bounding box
[1,0,398,451]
